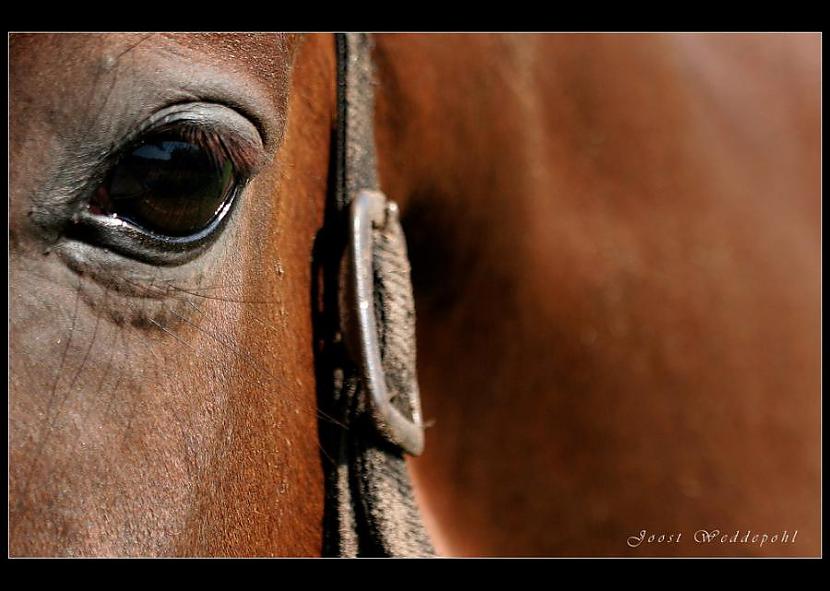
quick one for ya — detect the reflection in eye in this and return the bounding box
[89,127,243,237]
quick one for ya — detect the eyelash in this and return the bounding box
[144,123,259,177]
[66,119,257,266]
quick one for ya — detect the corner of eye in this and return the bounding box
[229,140,276,181]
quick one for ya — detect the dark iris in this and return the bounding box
[90,131,236,237]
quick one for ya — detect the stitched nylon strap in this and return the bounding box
[319,32,435,557]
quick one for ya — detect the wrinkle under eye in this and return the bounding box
[89,129,239,237]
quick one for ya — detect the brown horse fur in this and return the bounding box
[9,33,820,556]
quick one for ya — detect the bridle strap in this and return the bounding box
[333,33,377,211]
[318,32,435,557]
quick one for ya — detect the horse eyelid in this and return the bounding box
[66,116,262,264]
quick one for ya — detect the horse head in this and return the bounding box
[9,33,821,557]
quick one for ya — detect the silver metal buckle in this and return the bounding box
[342,190,425,456]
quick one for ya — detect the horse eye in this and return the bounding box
[89,130,238,237]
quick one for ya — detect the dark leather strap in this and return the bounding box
[317,33,435,557]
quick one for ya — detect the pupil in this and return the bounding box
[92,131,236,237]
